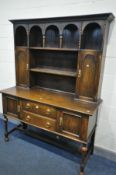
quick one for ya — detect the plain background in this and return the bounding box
[0,0,116,155]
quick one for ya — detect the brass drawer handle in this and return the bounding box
[26,103,31,109]
[26,115,31,121]
[46,122,51,128]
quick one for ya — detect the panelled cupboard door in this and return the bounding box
[2,95,19,118]
[15,48,29,87]
[59,111,82,138]
[76,50,101,101]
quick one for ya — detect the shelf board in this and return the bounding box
[15,46,27,48]
[15,46,101,52]
[29,47,78,52]
[30,67,77,77]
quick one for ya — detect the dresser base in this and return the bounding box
[3,114,95,175]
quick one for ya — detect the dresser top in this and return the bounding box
[0,86,102,116]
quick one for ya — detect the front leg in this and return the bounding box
[4,115,9,142]
[90,131,95,155]
[80,145,88,175]
[21,122,28,129]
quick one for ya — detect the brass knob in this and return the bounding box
[46,122,51,128]
[86,64,90,68]
[39,97,43,100]
[35,105,39,109]
[46,108,51,114]
[26,103,30,109]
[26,115,31,121]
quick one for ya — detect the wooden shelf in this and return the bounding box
[16,46,101,52]
[16,46,27,48]
[29,47,78,52]
[30,67,76,77]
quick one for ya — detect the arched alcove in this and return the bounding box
[81,23,103,50]
[45,25,59,47]
[15,26,27,46]
[29,26,43,47]
[62,24,79,48]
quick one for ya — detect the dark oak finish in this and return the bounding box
[21,99,58,119]
[1,87,101,115]
[15,47,29,87]
[20,111,57,132]
[2,95,19,118]
[0,13,114,175]
[76,50,101,101]
[30,67,76,77]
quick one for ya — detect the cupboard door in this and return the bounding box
[15,48,29,87]
[59,111,82,138]
[2,95,19,118]
[76,50,101,101]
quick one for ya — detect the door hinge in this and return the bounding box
[26,64,29,70]
[78,69,81,78]
[59,117,63,126]
[17,105,20,112]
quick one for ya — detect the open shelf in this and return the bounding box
[29,47,78,52]
[30,67,76,77]
[30,72,76,93]
[15,46,28,48]
[29,50,77,72]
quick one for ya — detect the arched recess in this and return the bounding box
[15,26,27,46]
[29,26,43,47]
[45,25,59,47]
[81,23,103,50]
[62,24,79,48]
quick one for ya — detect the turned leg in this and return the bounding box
[4,116,9,142]
[90,131,95,155]
[21,122,28,129]
[80,145,88,175]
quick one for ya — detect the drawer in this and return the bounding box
[20,111,57,132]
[22,100,57,119]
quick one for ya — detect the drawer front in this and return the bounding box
[22,100,57,119]
[20,111,57,132]
[59,111,82,138]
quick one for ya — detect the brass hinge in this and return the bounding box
[78,69,81,78]
[26,64,29,70]
[59,117,63,126]
[17,105,20,112]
